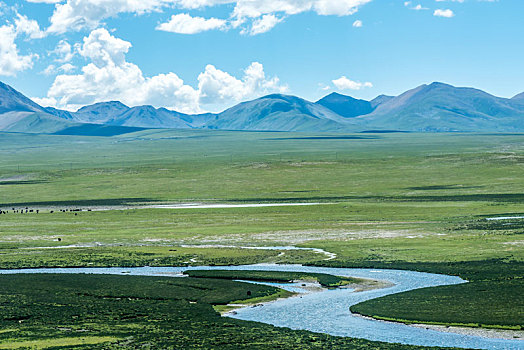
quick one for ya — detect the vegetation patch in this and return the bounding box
[0,336,119,349]
[350,279,523,330]
[186,270,363,288]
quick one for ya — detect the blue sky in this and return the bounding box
[0,0,523,113]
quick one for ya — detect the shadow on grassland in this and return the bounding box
[407,185,484,191]
[264,136,379,141]
[55,125,147,137]
[0,180,49,186]
[0,198,159,208]
[228,193,524,203]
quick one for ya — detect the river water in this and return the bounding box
[0,264,521,349]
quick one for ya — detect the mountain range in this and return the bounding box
[1,80,523,135]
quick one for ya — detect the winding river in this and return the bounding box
[0,264,521,349]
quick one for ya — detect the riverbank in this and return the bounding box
[353,314,524,341]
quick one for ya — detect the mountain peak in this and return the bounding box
[317,92,372,118]
[324,92,351,99]
[258,93,301,102]
[76,101,129,113]
[428,81,453,88]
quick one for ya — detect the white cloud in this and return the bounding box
[313,0,372,16]
[14,14,46,39]
[43,0,373,34]
[59,63,76,73]
[0,24,36,76]
[40,28,286,112]
[26,0,62,3]
[47,0,175,34]
[412,4,428,10]
[332,76,372,90]
[42,62,76,75]
[32,96,60,106]
[77,27,131,66]
[51,40,75,63]
[230,0,372,19]
[352,19,362,27]
[198,61,287,105]
[433,9,454,17]
[157,13,227,34]
[242,14,284,35]
[42,64,56,75]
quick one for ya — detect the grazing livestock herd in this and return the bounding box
[0,208,92,215]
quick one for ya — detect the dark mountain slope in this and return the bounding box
[370,95,394,109]
[316,92,373,118]
[0,81,49,114]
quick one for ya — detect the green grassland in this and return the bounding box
[0,274,453,350]
[350,279,523,330]
[0,130,523,342]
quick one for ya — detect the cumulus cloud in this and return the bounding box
[15,14,46,39]
[433,9,454,17]
[332,76,372,90]
[242,14,284,35]
[0,24,37,76]
[157,13,227,34]
[46,0,176,34]
[41,0,373,35]
[198,62,287,105]
[40,28,286,112]
[230,0,372,22]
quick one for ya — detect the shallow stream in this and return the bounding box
[0,264,521,349]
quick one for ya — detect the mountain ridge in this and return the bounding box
[1,80,523,134]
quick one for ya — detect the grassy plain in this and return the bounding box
[0,130,523,343]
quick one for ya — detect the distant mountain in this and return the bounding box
[355,82,524,132]
[105,106,191,129]
[72,103,215,129]
[0,81,77,133]
[205,94,358,132]
[74,101,130,123]
[316,92,373,118]
[1,80,523,134]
